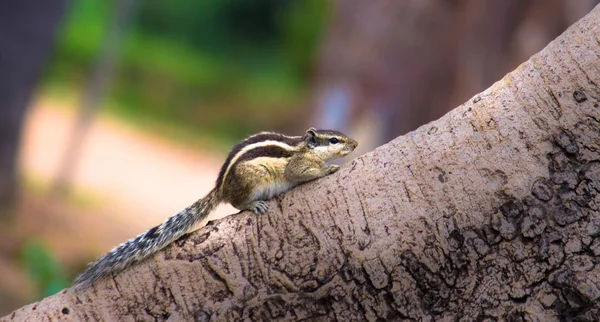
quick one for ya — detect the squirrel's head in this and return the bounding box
[303,128,358,160]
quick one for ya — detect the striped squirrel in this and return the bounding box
[73,128,357,289]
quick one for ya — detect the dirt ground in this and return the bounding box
[0,98,237,315]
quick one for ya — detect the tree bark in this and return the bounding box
[5,5,600,321]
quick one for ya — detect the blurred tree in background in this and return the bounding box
[51,0,138,195]
[0,0,67,217]
[310,0,599,151]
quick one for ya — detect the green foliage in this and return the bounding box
[50,0,110,76]
[19,242,69,297]
[45,0,330,143]
[280,0,332,79]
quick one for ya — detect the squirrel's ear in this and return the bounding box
[304,128,317,148]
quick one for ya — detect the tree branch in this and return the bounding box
[5,4,600,321]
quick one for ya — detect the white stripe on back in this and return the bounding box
[220,139,301,190]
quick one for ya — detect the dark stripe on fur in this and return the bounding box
[216,132,303,188]
[312,129,347,145]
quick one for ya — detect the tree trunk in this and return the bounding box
[5,5,600,321]
[0,0,66,217]
[51,0,138,196]
[309,0,597,152]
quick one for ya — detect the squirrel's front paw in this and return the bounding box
[326,164,340,174]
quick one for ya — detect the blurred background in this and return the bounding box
[0,0,597,314]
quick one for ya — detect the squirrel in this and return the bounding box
[73,128,358,289]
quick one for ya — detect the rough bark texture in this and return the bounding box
[5,5,600,322]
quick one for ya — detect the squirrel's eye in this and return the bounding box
[329,137,340,144]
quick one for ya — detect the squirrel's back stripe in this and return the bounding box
[216,134,303,189]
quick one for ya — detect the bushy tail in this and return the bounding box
[73,189,220,290]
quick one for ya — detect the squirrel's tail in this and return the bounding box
[73,189,220,290]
